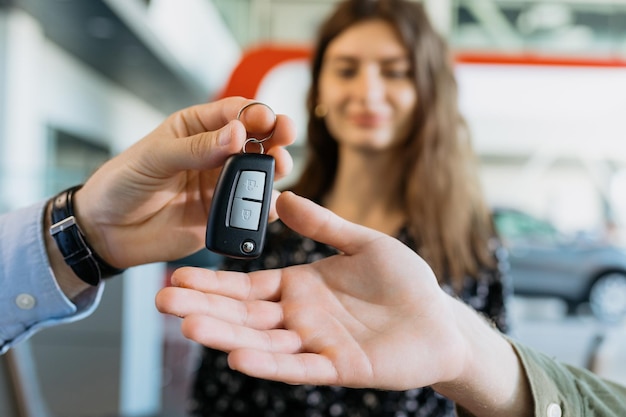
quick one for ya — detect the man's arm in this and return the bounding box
[1,97,295,353]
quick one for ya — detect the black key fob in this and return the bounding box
[206,153,275,259]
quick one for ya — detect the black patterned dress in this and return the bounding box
[189,220,510,417]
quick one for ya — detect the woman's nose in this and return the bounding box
[352,67,385,102]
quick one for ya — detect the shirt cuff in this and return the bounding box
[507,337,582,417]
[0,201,104,354]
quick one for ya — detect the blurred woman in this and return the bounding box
[190,0,509,416]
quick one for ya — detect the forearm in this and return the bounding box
[434,296,626,417]
[433,297,533,417]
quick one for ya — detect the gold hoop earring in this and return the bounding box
[314,104,328,118]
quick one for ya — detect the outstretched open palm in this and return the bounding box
[156,192,467,391]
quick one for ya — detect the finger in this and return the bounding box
[191,98,294,146]
[267,114,297,148]
[169,266,283,301]
[181,315,302,353]
[170,114,293,178]
[276,192,384,256]
[228,350,339,386]
[268,190,280,223]
[152,113,295,176]
[183,97,260,133]
[236,102,279,140]
[267,146,294,181]
[156,287,284,329]
[141,119,247,176]
[175,98,295,146]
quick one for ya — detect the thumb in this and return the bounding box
[156,119,246,173]
[276,192,384,255]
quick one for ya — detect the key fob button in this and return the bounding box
[230,198,262,230]
[235,171,266,201]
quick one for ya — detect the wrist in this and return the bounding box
[71,186,115,265]
[44,200,91,299]
[48,186,126,286]
[433,298,533,417]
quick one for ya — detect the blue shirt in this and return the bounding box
[0,201,103,354]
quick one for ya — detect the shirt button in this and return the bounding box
[15,293,36,310]
[547,403,562,417]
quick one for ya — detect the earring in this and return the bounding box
[314,104,328,118]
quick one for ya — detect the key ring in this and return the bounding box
[236,101,276,154]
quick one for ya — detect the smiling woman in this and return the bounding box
[316,20,417,153]
[189,0,510,416]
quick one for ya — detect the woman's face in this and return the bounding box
[318,19,417,151]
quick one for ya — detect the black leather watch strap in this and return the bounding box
[49,185,125,286]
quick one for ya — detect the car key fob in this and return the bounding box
[206,153,275,259]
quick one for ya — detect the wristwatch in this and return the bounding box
[49,185,126,286]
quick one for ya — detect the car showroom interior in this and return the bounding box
[1,0,626,416]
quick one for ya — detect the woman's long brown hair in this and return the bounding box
[290,0,496,288]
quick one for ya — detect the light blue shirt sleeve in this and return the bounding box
[0,200,103,354]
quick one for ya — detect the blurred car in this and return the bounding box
[492,207,626,322]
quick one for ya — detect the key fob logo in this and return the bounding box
[245,179,257,191]
[241,209,252,221]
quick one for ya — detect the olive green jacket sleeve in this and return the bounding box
[457,338,626,417]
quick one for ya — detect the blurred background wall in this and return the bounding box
[0,0,625,416]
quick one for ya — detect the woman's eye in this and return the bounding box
[335,67,356,78]
[384,69,410,79]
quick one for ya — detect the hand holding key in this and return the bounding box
[74,97,293,268]
[206,102,278,259]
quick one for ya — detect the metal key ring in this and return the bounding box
[242,138,265,154]
[236,101,277,143]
